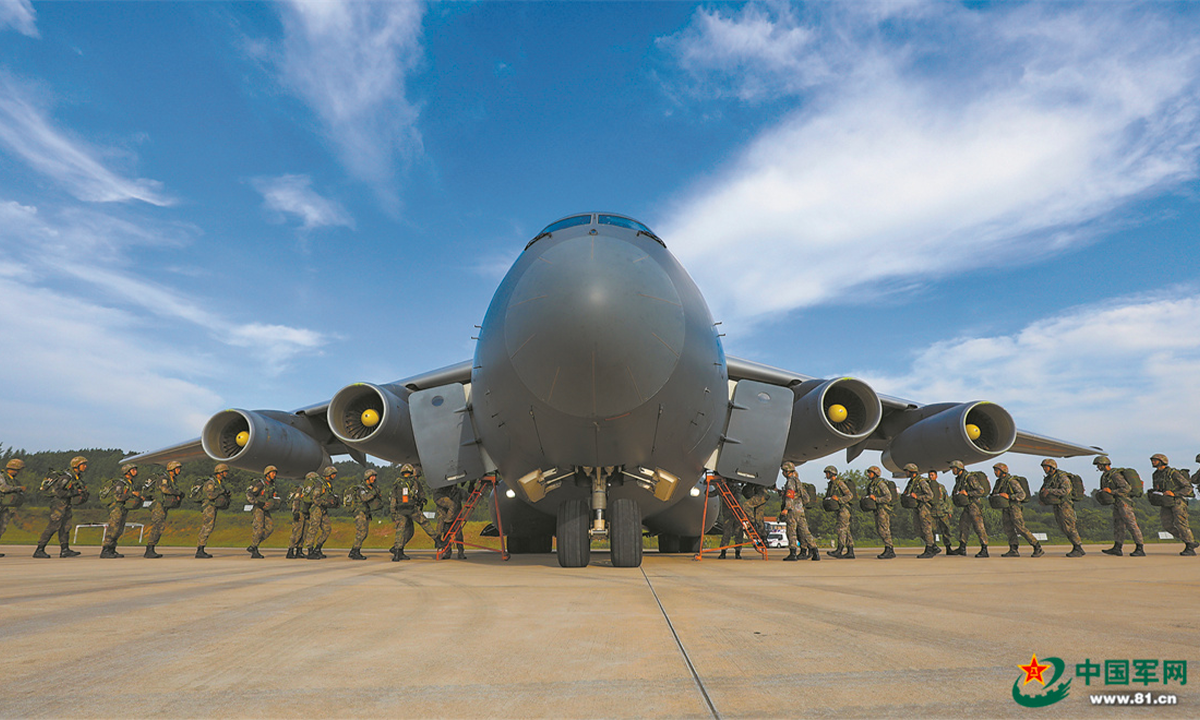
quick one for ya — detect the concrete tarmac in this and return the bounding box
[0,542,1196,719]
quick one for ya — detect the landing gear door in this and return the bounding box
[716,380,794,485]
[408,383,486,489]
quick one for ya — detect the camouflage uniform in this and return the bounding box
[780,472,818,560]
[195,470,232,558]
[1099,466,1143,553]
[1039,466,1083,553]
[245,470,277,558]
[825,475,855,558]
[929,473,954,552]
[1152,464,1196,550]
[305,477,338,558]
[36,461,87,558]
[719,481,746,558]
[434,484,467,559]
[390,472,436,560]
[0,460,28,554]
[100,470,138,557]
[741,483,768,539]
[142,464,183,558]
[951,469,989,555]
[992,470,1041,556]
[864,472,895,557]
[904,473,936,552]
[287,478,313,558]
[347,473,383,559]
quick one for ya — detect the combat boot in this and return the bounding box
[1066,544,1085,557]
[975,544,989,558]
[878,546,895,559]
[33,544,51,558]
[396,550,410,560]
[734,549,742,559]
[783,549,798,561]
[195,546,212,559]
[1031,543,1045,558]
[718,549,727,559]
[294,547,307,559]
[349,549,366,560]
[948,543,967,556]
[1180,542,1198,557]
[918,545,937,558]
[249,546,264,559]
[60,545,80,558]
[143,544,162,559]
[809,546,820,561]
[100,546,120,558]
[842,548,855,559]
[286,547,296,559]
[1002,544,1020,557]
[797,547,809,559]
[826,546,843,558]
[316,544,327,559]
[1102,543,1123,556]
[306,546,321,559]
[457,549,466,560]
[1130,544,1146,557]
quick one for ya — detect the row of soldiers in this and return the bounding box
[0,457,471,560]
[748,453,1197,560]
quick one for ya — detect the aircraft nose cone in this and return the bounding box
[505,234,685,419]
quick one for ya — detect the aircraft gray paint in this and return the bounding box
[127,212,1101,568]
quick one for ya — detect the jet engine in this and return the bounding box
[881,401,1016,472]
[201,409,329,478]
[327,382,420,465]
[783,378,882,462]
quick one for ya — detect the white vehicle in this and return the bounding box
[765,521,788,548]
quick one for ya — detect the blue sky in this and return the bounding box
[2,1,1199,487]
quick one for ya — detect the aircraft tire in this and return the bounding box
[556,498,591,568]
[657,534,680,553]
[609,497,643,568]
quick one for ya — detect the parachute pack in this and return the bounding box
[1117,468,1144,498]
[1065,472,1086,501]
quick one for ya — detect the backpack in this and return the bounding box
[99,480,114,504]
[189,482,203,503]
[967,471,991,495]
[1011,475,1032,504]
[343,485,365,513]
[1064,472,1085,501]
[1117,468,1144,498]
[802,482,819,510]
[41,473,70,499]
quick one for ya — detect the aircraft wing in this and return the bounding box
[124,360,474,469]
[725,355,1101,469]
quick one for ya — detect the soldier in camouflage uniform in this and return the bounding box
[824,466,855,559]
[434,482,467,559]
[346,469,383,560]
[718,479,745,559]
[195,464,232,558]
[305,466,339,559]
[779,462,819,562]
[948,460,990,558]
[928,470,955,555]
[1150,453,1197,556]
[34,455,88,558]
[863,465,895,559]
[1094,456,1144,557]
[142,460,184,558]
[245,465,278,559]
[390,464,437,561]
[100,463,141,558]
[1038,459,1084,557]
[990,463,1042,557]
[1,458,29,556]
[742,482,768,553]
[902,463,939,558]
[287,473,317,558]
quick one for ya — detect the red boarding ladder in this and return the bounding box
[694,473,768,561]
[436,474,510,561]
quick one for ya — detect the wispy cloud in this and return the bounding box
[858,291,1200,478]
[265,1,425,204]
[0,0,37,38]
[252,174,354,230]
[656,3,1200,324]
[0,71,173,205]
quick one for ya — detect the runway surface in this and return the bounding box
[0,542,1196,718]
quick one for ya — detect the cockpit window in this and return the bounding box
[540,214,593,234]
[598,215,652,234]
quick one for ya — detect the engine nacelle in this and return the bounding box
[201,409,330,478]
[783,378,883,462]
[327,382,419,465]
[881,401,1016,472]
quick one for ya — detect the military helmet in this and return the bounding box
[214,463,230,474]
[305,471,320,481]
[822,465,838,475]
[166,460,182,472]
[867,465,881,476]
[902,463,919,473]
[1093,455,1111,466]
[948,460,965,470]
[1150,453,1168,464]
[69,455,88,470]
[993,462,1009,472]
[781,461,796,473]
[365,469,378,479]
[1040,458,1057,469]
[121,463,137,475]
[321,466,337,479]
[1195,453,1200,464]
[399,463,415,476]
[6,458,25,471]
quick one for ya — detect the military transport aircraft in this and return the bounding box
[127,212,1100,568]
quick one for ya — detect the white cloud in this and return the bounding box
[0,71,174,206]
[858,292,1200,480]
[252,174,354,230]
[656,4,1200,324]
[0,0,37,38]
[268,1,425,199]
